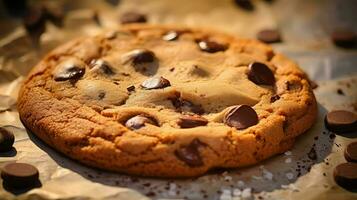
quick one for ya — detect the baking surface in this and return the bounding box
[0,0,357,199]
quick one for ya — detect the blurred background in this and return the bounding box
[0,0,357,82]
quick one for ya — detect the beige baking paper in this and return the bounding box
[0,0,357,199]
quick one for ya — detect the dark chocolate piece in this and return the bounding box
[1,163,39,188]
[224,105,259,130]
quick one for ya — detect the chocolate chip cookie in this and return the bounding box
[18,24,317,177]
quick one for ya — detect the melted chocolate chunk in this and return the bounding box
[122,49,156,65]
[178,115,208,128]
[345,142,357,162]
[270,94,280,103]
[257,29,281,43]
[0,127,14,152]
[89,59,114,75]
[175,139,204,167]
[248,62,275,86]
[224,105,258,130]
[1,163,39,188]
[54,62,85,82]
[141,76,171,90]
[120,11,147,24]
[333,163,357,190]
[331,29,356,48]
[325,110,357,133]
[125,115,157,130]
[197,40,227,53]
[162,31,179,41]
[171,98,205,115]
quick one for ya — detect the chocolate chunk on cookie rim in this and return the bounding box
[178,115,208,128]
[224,105,258,130]
[248,62,275,86]
[141,76,171,89]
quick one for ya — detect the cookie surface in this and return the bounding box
[18,24,317,177]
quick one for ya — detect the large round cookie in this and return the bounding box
[18,24,317,177]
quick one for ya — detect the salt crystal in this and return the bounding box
[284,151,292,156]
[219,195,232,200]
[224,175,233,181]
[263,170,273,180]
[252,175,263,180]
[281,184,299,192]
[285,158,292,163]
[286,172,294,180]
[167,183,177,196]
[222,189,231,194]
[241,188,252,200]
[169,183,176,190]
[233,188,242,196]
[220,189,232,200]
[237,180,245,187]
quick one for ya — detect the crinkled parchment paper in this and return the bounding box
[0,0,357,199]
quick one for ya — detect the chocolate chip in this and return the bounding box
[141,76,171,90]
[54,61,85,82]
[331,29,356,48]
[171,98,205,115]
[127,85,135,92]
[23,6,46,43]
[122,49,155,66]
[0,127,14,152]
[125,115,158,130]
[270,94,280,103]
[333,163,357,190]
[325,110,357,133]
[175,139,204,167]
[224,105,258,130]
[197,40,228,53]
[163,31,179,41]
[120,11,147,24]
[248,62,275,86]
[234,0,254,11]
[337,89,345,95]
[345,142,357,162]
[257,29,281,43]
[89,59,114,75]
[1,163,39,188]
[178,115,208,128]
